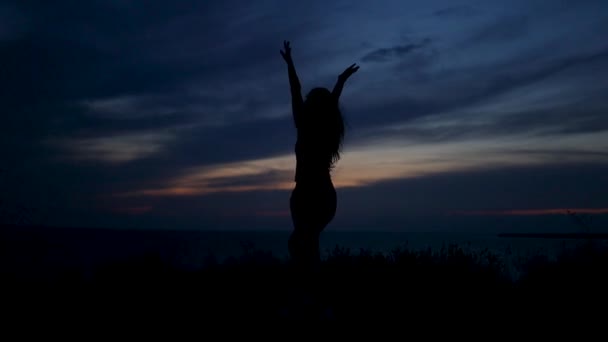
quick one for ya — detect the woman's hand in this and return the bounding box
[332,63,359,100]
[339,63,359,81]
[280,40,293,63]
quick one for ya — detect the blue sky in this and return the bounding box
[1,0,607,232]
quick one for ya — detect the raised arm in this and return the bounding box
[280,41,304,127]
[332,63,360,102]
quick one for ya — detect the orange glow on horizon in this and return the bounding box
[123,183,294,197]
[113,130,608,198]
[449,208,608,216]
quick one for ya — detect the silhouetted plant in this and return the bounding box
[5,239,608,321]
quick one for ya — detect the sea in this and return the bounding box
[0,225,597,281]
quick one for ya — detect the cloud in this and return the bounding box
[101,161,608,232]
[8,0,602,175]
[468,15,530,44]
[3,0,608,231]
[361,38,433,63]
[433,6,478,18]
[117,155,295,197]
[111,123,608,201]
[80,95,177,120]
[46,132,175,163]
[0,4,28,41]
[363,101,608,148]
[347,45,608,139]
[331,161,608,228]
[78,91,268,127]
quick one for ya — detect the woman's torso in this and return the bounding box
[294,133,334,185]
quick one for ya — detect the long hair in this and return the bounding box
[303,87,345,168]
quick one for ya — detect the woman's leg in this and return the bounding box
[289,183,337,266]
[289,187,301,264]
[288,229,319,267]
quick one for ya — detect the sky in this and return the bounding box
[1,0,607,232]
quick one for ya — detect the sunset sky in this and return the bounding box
[1,0,607,232]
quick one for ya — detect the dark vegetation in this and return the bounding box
[4,239,608,322]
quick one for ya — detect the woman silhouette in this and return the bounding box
[280,41,359,267]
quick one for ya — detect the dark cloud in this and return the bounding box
[0,3,29,41]
[332,162,608,232]
[433,6,478,18]
[500,149,608,160]
[161,116,294,168]
[468,15,530,44]
[361,38,433,63]
[491,105,608,137]
[205,169,290,189]
[348,47,608,137]
[463,48,608,105]
[30,162,607,232]
[4,0,603,162]
[360,101,608,147]
[1,0,608,231]
[0,1,295,171]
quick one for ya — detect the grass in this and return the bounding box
[4,239,608,322]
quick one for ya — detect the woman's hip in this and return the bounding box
[291,182,336,203]
[290,182,337,220]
